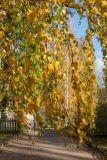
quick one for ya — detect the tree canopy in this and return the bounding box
[0,0,107,143]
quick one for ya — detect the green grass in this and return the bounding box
[94,138,107,149]
[93,138,107,159]
[0,133,14,145]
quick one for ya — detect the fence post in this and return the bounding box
[0,119,21,133]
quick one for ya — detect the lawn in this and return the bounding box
[0,133,15,145]
[93,138,107,159]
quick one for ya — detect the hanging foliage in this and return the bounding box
[0,0,106,143]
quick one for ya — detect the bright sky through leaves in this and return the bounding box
[70,12,104,80]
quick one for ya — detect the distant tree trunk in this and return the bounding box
[1,82,8,120]
[1,57,8,120]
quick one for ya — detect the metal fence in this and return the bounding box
[0,119,20,133]
[0,119,106,136]
[94,123,107,136]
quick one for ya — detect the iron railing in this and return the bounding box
[0,119,20,133]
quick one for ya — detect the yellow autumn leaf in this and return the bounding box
[0,31,4,38]
[13,85,17,89]
[53,0,57,4]
[34,17,38,22]
[60,21,63,24]
[55,61,60,69]
[12,71,15,75]
[77,128,81,134]
[104,12,107,17]
[18,66,23,73]
[56,124,62,131]
[15,77,19,82]
[27,9,33,17]
[89,75,96,81]
[47,56,52,61]
[48,64,54,70]
[27,9,35,22]
[86,91,90,96]
[62,0,68,2]
[92,8,99,14]
[101,1,107,7]
[43,22,47,27]
[79,62,83,70]
[2,10,7,16]
[28,98,32,103]
[16,13,21,21]
[63,73,66,78]
[62,9,66,14]
[32,141,35,145]
[45,8,50,13]
[81,118,87,125]
[74,75,79,81]
[87,57,92,62]
[52,51,57,55]
[47,36,52,42]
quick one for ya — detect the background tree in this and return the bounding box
[65,34,97,143]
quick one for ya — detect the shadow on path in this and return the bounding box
[0,132,94,160]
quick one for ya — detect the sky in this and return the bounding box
[68,11,104,82]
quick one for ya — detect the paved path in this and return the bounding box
[0,131,95,160]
